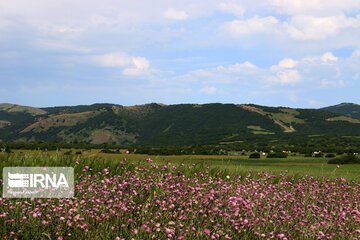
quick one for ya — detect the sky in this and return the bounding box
[1,0,360,108]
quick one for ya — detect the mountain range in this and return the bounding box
[0,102,359,145]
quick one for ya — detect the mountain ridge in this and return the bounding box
[0,102,359,145]
[321,102,360,119]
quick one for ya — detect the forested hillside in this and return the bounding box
[0,102,360,145]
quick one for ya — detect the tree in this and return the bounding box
[249,152,261,159]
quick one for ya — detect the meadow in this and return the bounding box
[0,151,359,239]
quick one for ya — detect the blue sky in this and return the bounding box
[1,0,360,108]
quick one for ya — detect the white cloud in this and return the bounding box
[268,0,360,16]
[173,50,352,91]
[222,16,280,36]
[93,52,151,76]
[266,70,302,86]
[175,61,260,85]
[200,86,217,94]
[265,51,346,88]
[302,51,339,64]
[320,79,345,88]
[270,58,298,71]
[95,53,133,67]
[321,52,338,63]
[123,57,150,76]
[217,61,259,74]
[1,0,360,107]
[285,14,360,40]
[219,2,244,17]
[132,57,150,70]
[2,0,360,57]
[163,8,188,20]
[222,14,360,42]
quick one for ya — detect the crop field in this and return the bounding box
[0,151,359,239]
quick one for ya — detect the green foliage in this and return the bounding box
[267,152,288,158]
[322,103,360,119]
[0,145,12,153]
[325,153,335,158]
[1,103,360,146]
[248,104,282,113]
[249,152,261,158]
[133,145,227,155]
[64,150,72,155]
[100,148,118,154]
[41,103,114,114]
[328,154,360,164]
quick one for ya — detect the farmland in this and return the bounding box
[0,151,359,239]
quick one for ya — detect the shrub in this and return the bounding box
[249,152,261,159]
[267,152,287,158]
[64,150,72,155]
[100,149,116,153]
[328,154,360,164]
[325,153,335,158]
[314,153,324,158]
[0,145,12,153]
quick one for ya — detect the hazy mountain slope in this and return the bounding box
[322,103,360,119]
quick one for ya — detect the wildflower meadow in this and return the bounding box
[0,153,359,239]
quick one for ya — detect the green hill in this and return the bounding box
[0,103,46,116]
[0,102,360,145]
[322,103,360,119]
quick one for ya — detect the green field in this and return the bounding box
[2,150,359,181]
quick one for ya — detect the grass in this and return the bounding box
[326,116,360,124]
[4,150,360,181]
[246,126,275,135]
[246,125,264,130]
[0,151,359,239]
[251,131,275,135]
[270,113,305,124]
